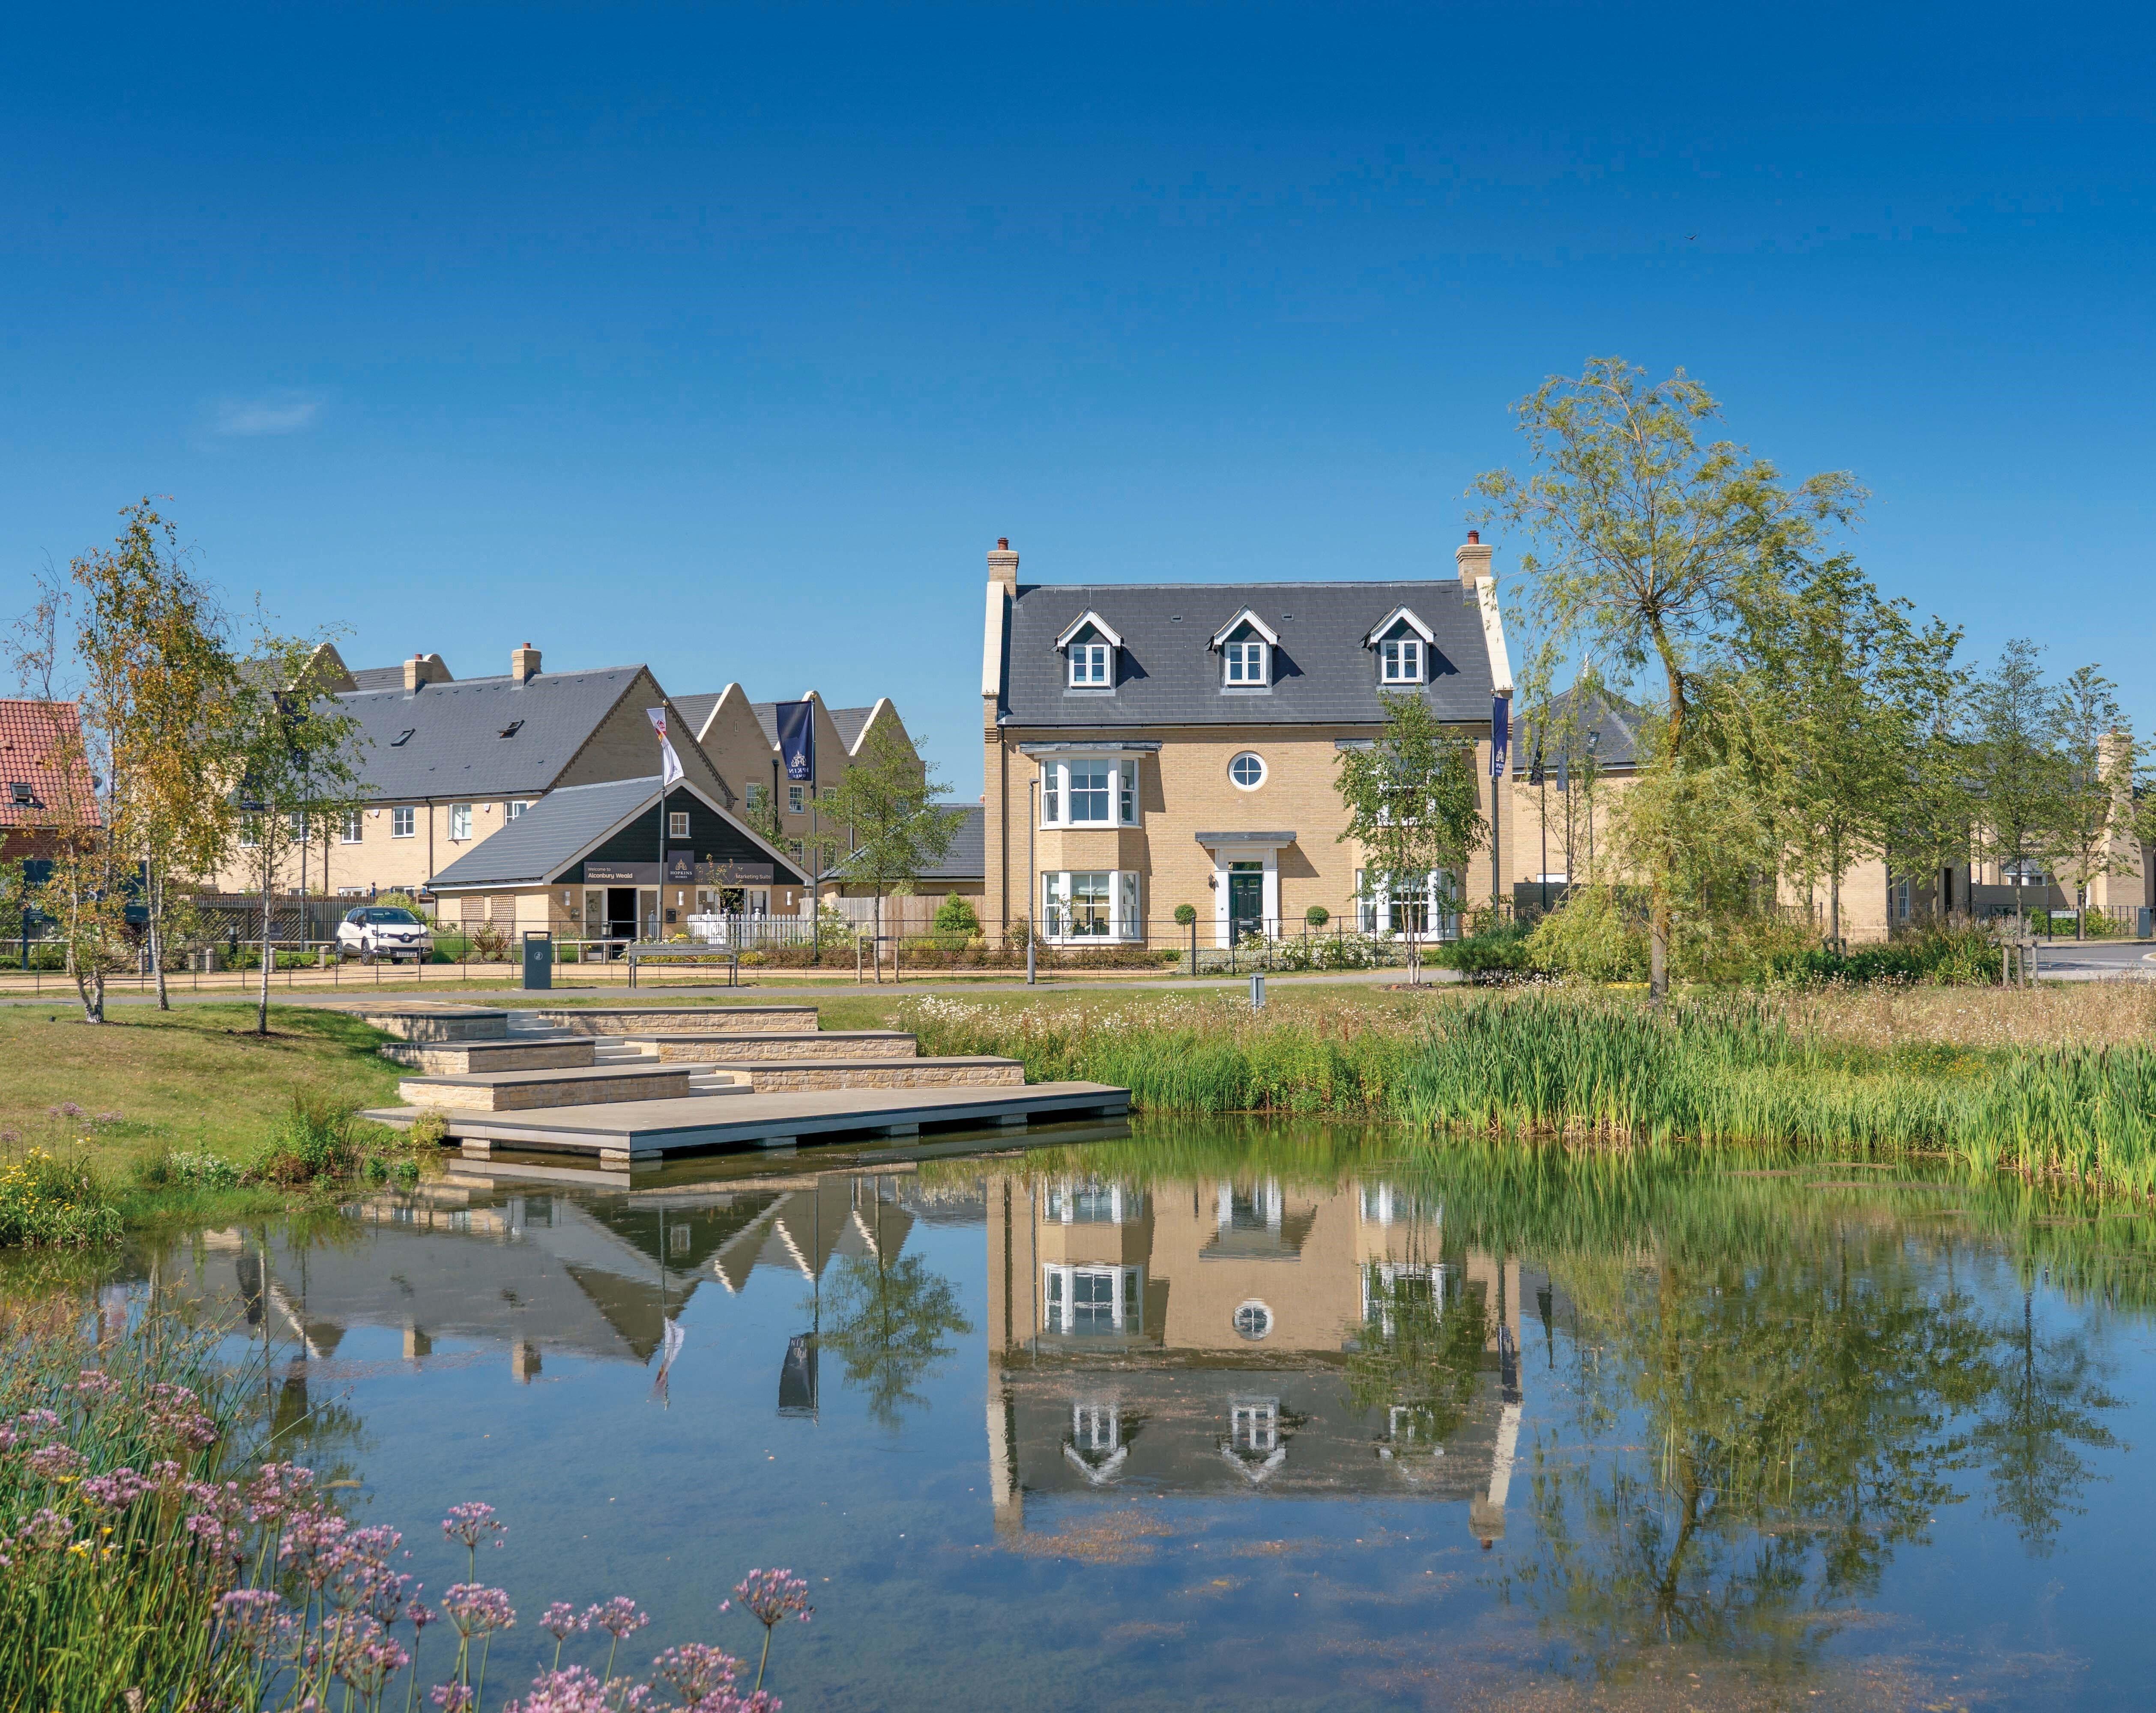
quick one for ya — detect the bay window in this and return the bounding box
[1355,868,1459,938]
[1041,870,1143,941]
[1037,756,1140,827]
[1043,1264,1143,1335]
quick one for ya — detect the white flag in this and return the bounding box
[646,707,684,789]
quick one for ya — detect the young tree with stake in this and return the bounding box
[1334,692,1487,982]
[822,722,963,973]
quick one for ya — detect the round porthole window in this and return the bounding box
[1229,752,1267,790]
[1233,1300,1274,1341]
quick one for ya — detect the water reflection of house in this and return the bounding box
[160,1175,927,1385]
[984,1175,1534,1546]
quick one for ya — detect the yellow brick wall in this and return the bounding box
[983,721,1509,937]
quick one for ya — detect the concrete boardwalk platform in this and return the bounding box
[364,1079,1127,1166]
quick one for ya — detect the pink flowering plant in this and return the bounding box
[0,1295,813,1711]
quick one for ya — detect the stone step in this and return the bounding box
[622,1030,918,1062]
[519,1006,819,1037]
[380,1037,597,1075]
[397,1062,719,1113]
[348,1004,511,1042]
[697,1055,1024,1093]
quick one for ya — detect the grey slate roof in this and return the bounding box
[347,664,409,692]
[1521,683,1645,772]
[1001,581,1496,728]
[339,667,642,800]
[426,776,660,889]
[739,700,876,751]
[672,692,722,739]
[825,803,983,884]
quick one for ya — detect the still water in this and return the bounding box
[117,1120,2156,1710]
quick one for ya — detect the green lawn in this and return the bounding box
[0,1004,407,1177]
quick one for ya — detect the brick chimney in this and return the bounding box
[402,652,451,693]
[511,642,541,685]
[987,536,1020,587]
[1456,528,1493,591]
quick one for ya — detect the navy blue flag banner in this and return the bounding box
[1490,695,1510,779]
[775,700,815,783]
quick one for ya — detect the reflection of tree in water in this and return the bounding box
[815,1253,972,1431]
[1345,1267,1488,1450]
[1510,1243,2119,1684]
[1974,1285,2119,1555]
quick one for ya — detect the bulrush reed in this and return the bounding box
[897,987,2156,1200]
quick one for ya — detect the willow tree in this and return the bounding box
[1475,358,1860,997]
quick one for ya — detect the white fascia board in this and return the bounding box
[1362,606,1435,648]
[1053,609,1124,651]
[981,582,1010,699]
[1477,580,1515,697]
[1208,606,1280,650]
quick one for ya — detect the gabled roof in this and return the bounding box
[1002,582,1497,728]
[1362,606,1435,647]
[0,700,96,827]
[1520,683,1645,772]
[670,691,722,737]
[727,699,882,752]
[426,775,808,890]
[1054,610,1124,651]
[825,803,984,885]
[1209,608,1280,650]
[337,667,645,801]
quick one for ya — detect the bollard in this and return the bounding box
[1250,971,1265,1009]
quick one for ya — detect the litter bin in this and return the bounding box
[522,930,553,991]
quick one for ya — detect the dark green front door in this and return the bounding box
[1228,863,1264,941]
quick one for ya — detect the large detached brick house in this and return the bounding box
[979,535,1516,946]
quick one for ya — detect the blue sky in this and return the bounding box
[3,2,2151,796]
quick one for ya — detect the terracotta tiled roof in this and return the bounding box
[0,700,97,827]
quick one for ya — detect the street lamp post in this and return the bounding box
[1026,776,1038,986]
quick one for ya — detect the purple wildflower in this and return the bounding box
[243,1460,316,1524]
[441,1501,507,1553]
[652,1643,745,1704]
[540,1602,580,1642]
[17,1508,75,1552]
[410,1601,440,1635]
[29,1443,87,1483]
[71,1368,119,1403]
[502,1665,652,1713]
[81,1467,155,1511]
[581,1597,650,1642]
[724,1570,813,1631]
[215,1588,289,1659]
[430,1687,475,1712]
[442,1582,516,1638]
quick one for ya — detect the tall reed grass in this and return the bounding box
[900,989,2156,1200]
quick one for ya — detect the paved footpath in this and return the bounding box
[0,964,1459,1010]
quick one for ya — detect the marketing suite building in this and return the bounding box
[978,535,1517,948]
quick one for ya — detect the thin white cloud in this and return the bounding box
[211,392,322,437]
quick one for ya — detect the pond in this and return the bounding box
[98,1119,2156,1710]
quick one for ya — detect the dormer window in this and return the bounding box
[1365,607,1436,686]
[1210,608,1280,689]
[1055,610,1124,692]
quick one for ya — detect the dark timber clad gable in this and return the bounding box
[565,789,798,885]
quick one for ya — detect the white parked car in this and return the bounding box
[336,905,434,964]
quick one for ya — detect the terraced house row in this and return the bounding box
[205,641,961,941]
